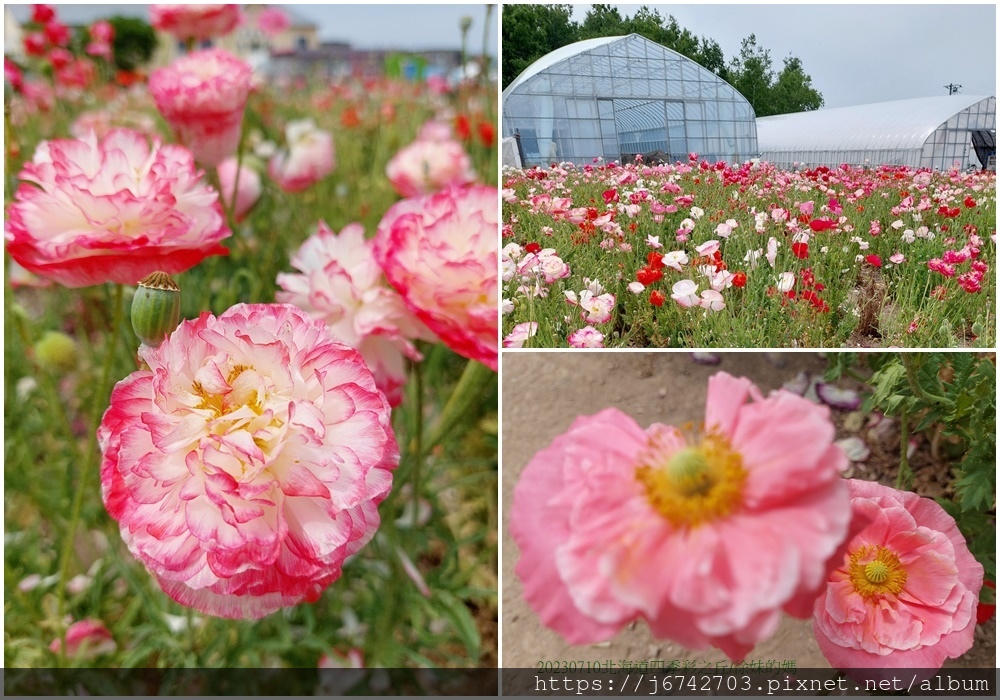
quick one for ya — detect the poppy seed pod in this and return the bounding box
[131,272,181,348]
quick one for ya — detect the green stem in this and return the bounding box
[902,354,950,405]
[896,410,912,491]
[409,360,424,529]
[55,283,125,654]
[424,359,494,453]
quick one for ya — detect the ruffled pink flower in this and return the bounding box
[4,129,230,288]
[373,185,498,371]
[568,327,605,348]
[511,372,850,661]
[217,157,261,222]
[149,48,252,167]
[813,479,983,679]
[150,4,243,41]
[49,619,117,659]
[276,222,436,407]
[257,7,290,36]
[268,119,335,192]
[386,138,477,198]
[98,303,398,619]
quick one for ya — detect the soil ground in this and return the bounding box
[500,351,995,674]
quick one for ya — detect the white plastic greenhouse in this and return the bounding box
[756,95,996,171]
[502,34,757,167]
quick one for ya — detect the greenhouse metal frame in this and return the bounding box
[756,95,996,171]
[502,34,758,167]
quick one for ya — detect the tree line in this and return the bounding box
[502,4,824,117]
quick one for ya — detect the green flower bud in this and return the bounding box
[131,272,181,348]
[34,331,78,372]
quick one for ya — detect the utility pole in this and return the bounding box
[944,83,962,95]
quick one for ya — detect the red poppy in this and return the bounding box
[476,120,495,147]
[649,290,666,306]
[340,106,361,128]
[731,271,747,288]
[977,580,995,624]
[792,242,809,259]
[23,32,47,57]
[963,196,977,209]
[454,113,471,141]
[32,4,56,24]
[636,266,663,286]
[602,189,619,204]
[524,242,541,254]
[646,251,665,269]
[808,218,836,232]
[865,254,883,268]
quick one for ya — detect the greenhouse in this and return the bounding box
[502,34,757,167]
[756,95,997,171]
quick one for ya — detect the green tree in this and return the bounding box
[501,4,578,89]
[695,38,728,81]
[578,4,628,39]
[728,35,774,116]
[108,16,158,72]
[771,56,824,114]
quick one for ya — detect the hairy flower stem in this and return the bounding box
[55,283,125,657]
[897,411,913,491]
[424,359,494,451]
[410,360,425,529]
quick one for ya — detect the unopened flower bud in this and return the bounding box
[131,272,181,348]
[34,331,78,372]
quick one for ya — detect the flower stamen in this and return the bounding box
[635,431,747,529]
[848,545,907,598]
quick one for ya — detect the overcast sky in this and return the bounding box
[566,2,996,109]
[6,4,498,55]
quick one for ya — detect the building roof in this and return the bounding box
[502,35,621,98]
[757,94,996,154]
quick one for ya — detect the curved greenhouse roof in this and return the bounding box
[502,34,757,167]
[757,95,996,170]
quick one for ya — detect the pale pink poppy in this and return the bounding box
[578,291,615,325]
[276,222,436,406]
[150,4,243,41]
[671,279,699,308]
[98,304,398,619]
[386,138,477,198]
[4,129,230,287]
[149,48,252,167]
[511,372,850,660]
[372,185,498,371]
[503,322,539,348]
[699,289,725,311]
[776,272,795,293]
[268,119,335,192]
[813,479,983,680]
[49,619,117,658]
[217,157,261,222]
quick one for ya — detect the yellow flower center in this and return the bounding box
[848,545,907,598]
[192,364,263,418]
[635,432,747,529]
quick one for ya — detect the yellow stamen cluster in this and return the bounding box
[848,545,907,599]
[192,364,262,418]
[635,431,747,529]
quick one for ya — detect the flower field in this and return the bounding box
[4,4,497,690]
[501,158,995,348]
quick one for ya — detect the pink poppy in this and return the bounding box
[149,49,252,167]
[813,479,983,679]
[503,322,539,348]
[49,619,117,659]
[511,372,850,661]
[268,119,335,192]
[4,129,230,288]
[386,137,477,198]
[150,4,243,41]
[373,185,498,371]
[98,303,398,619]
[217,157,261,222]
[275,222,436,407]
[257,7,290,36]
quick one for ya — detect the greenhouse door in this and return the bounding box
[598,99,619,163]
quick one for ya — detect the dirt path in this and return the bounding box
[500,351,995,671]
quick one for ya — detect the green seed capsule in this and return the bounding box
[35,331,78,372]
[131,272,181,348]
